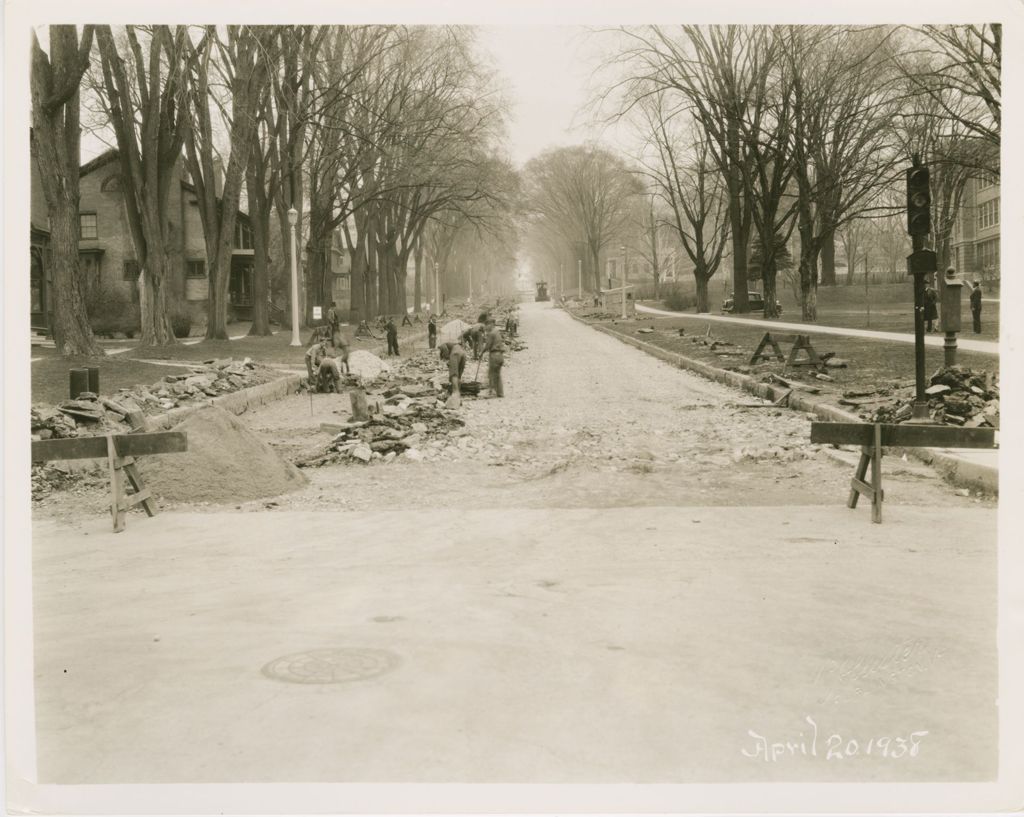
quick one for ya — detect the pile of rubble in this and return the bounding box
[31,357,277,443]
[868,365,999,427]
[295,341,531,466]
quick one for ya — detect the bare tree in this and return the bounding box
[95,24,193,347]
[30,25,102,356]
[524,143,641,293]
[784,26,902,320]
[183,25,275,340]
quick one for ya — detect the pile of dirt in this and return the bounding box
[438,319,470,344]
[139,406,307,504]
[347,350,391,380]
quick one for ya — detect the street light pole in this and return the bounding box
[577,258,582,299]
[288,206,301,347]
[620,244,627,319]
[434,261,440,315]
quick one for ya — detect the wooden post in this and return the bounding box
[350,389,369,421]
[106,434,127,532]
[870,423,883,523]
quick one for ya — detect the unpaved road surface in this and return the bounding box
[29,302,998,786]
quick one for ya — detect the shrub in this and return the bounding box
[86,283,140,338]
[170,311,193,338]
[662,285,696,312]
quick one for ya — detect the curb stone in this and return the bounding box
[566,310,998,495]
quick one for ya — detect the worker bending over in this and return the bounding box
[439,341,468,407]
[461,322,485,359]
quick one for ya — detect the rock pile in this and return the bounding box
[869,365,999,427]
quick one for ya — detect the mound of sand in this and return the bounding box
[347,349,390,379]
[139,406,307,504]
[439,319,471,344]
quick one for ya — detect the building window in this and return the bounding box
[123,260,140,281]
[100,174,123,192]
[234,220,253,250]
[977,200,999,230]
[978,238,999,273]
[977,173,997,192]
[187,260,207,278]
[80,213,98,239]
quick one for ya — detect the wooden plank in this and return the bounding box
[32,431,187,462]
[811,422,995,449]
[870,424,883,523]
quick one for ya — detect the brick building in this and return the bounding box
[951,174,1000,284]
[30,148,257,333]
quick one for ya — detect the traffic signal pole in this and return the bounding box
[906,156,935,423]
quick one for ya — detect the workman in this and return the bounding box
[461,322,485,359]
[482,318,506,398]
[970,281,983,333]
[439,341,467,401]
[305,339,342,392]
[386,316,399,356]
[326,301,340,346]
[427,314,438,349]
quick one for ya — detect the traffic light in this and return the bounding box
[906,165,931,236]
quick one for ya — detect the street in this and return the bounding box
[32,303,997,783]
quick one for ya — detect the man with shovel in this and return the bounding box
[482,318,506,398]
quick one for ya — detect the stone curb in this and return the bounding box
[146,373,304,431]
[567,310,998,495]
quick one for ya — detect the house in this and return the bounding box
[950,174,1000,284]
[30,146,52,332]
[30,148,257,333]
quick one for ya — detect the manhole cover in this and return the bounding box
[261,648,400,685]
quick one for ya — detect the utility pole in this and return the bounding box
[288,206,301,346]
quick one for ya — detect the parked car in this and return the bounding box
[721,291,782,315]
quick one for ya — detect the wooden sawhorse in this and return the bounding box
[810,422,996,523]
[750,332,823,371]
[32,431,188,532]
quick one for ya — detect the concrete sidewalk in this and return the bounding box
[33,505,996,784]
[635,304,999,355]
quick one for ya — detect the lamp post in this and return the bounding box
[288,206,301,347]
[577,258,582,299]
[620,244,627,319]
[433,261,440,315]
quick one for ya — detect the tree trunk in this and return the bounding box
[48,203,104,355]
[413,236,423,314]
[30,27,102,357]
[246,169,272,336]
[138,246,177,346]
[820,229,836,286]
[762,263,779,319]
[590,246,602,294]
[694,270,710,313]
[206,235,235,340]
[797,231,820,322]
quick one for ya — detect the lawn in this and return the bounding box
[654,280,1001,342]
[31,356,193,406]
[574,310,999,414]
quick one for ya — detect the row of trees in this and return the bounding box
[582,23,1000,319]
[31,24,520,356]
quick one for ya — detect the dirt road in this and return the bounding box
[28,302,998,787]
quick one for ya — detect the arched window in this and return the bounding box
[100,174,123,192]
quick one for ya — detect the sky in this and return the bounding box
[477,25,631,168]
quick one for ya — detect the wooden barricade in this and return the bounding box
[750,332,823,370]
[32,431,188,533]
[810,422,996,523]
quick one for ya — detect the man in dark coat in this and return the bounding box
[970,281,983,333]
[386,316,399,356]
[427,314,438,349]
[923,284,939,332]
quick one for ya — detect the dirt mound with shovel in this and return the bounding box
[139,406,307,504]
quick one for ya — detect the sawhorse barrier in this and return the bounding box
[32,431,188,532]
[750,332,823,370]
[810,422,996,523]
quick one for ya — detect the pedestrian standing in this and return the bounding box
[428,314,438,349]
[386,316,399,356]
[326,301,340,347]
[923,284,939,332]
[482,319,505,398]
[970,281,983,333]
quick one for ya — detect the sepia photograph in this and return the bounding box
[4,0,1022,813]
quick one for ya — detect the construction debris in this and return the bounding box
[867,365,999,427]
